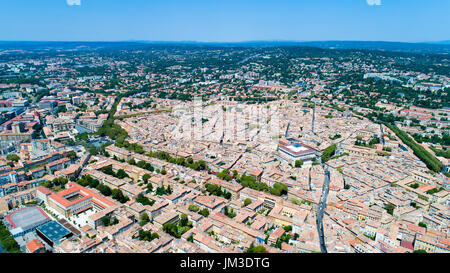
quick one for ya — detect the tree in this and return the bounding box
[67,151,77,160]
[244,198,252,207]
[188,204,199,212]
[6,154,20,162]
[112,188,129,203]
[245,243,267,253]
[1,236,20,252]
[116,169,129,179]
[270,183,288,196]
[137,160,146,169]
[89,179,99,188]
[88,148,98,155]
[136,193,154,206]
[283,225,292,232]
[140,213,150,226]
[161,169,167,175]
[294,160,303,168]
[102,165,115,176]
[146,183,153,193]
[385,203,396,215]
[137,229,159,242]
[180,213,189,227]
[99,185,112,196]
[199,208,209,217]
[163,222,180,238]
[321,144,337,163]
[418,222,427,228]
[142,173,151,184]
[101,216,111,226]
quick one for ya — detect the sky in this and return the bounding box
[0,0,449,42]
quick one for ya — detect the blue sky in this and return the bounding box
[0,0,449,42]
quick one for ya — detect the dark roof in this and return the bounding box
[36,221,72,243]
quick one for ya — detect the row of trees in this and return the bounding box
[128,159,155,173]
[239,174,288,196]
[146,150,208,172]
[76,175,99,188]
[0,222,21,253]
[204,183,232,200]
[384,123,443,172]
[412,132,450,147]
[429,146,450,159]
[321,144,337,163]
[75,174,129,203]
[101,165,130,179]
[39,177,70,191]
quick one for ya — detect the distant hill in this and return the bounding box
[1,40,450,54]
[429,40,450,45]
[293,40,450,53]
[221,40,450,53]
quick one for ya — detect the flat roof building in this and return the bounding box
[277,139,319,163]
[36,221,72,247]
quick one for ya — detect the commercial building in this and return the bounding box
[277,138,319,164]
[36,182,115,218]
[36,221,72,247]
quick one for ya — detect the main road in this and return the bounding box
[316,166,330,253]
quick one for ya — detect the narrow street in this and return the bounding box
[316,167,330,253]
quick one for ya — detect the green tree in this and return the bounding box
[321,144,337,163]
[67,151,77,160]
[199,208,210,217]
[102,165,115,176]
[142,173,151,184]
[116,169,129,179]
[6,154,20,162]
[188,204,199,212]
[245,243,268,253]
[385,203,396,215]
[101,216,111,226]
[89,148,98,155]
[244,198,252,207]
[180,213,189,227]
[99,185,112,196]
[140,213,150,226]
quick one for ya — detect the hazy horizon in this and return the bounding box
[0,40,448,44]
